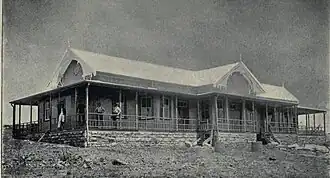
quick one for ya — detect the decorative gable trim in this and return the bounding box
[214,62,265,94]
[46,50,97,90]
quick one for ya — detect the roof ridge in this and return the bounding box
[70,48,194,72]
[70,48,240,72]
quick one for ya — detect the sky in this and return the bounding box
[3,0,329,125]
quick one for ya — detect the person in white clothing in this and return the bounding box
[57,108,65,131]
[95,102,105,127]
[112,103,121,129]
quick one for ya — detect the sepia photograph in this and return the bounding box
[1,0,329,177]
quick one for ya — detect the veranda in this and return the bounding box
[11,82,325,139]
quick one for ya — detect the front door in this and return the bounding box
[57,100,66,116]
[178,100,189,130]
[257,106,266,134]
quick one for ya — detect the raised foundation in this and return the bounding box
[28,130,87,147]
[88,131,197,147]
[16,128,326,148]
[217,132,257,143]
[274,134,326,145]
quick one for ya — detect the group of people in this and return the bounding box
[56,102,122,131]
[95,102,122,128]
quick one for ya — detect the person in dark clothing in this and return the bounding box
[77,103,85,126]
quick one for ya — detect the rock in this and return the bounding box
[82,162,91,169]
[184,141,192,148]
[268,142,279,149]
[301,144,316,151]
[177,142,186,148]
[287,144,299,149]
[25,155,33,161]
[110,142,118,146]
[270,141,279,145]
[108,138,115,143]
[269,157,276,161]
[203,143,212,148]
[214,141,225,153]
[112,159,127,166]
[55,163,64,169]
[84,158,92,163]
[251,141,262,152]
[58,170,67,176]
[99,157,105,162]
[314,145,329,153]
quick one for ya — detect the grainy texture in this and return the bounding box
[2,129,330,178]
[88,131,197,147]
[274,134,326,146]
[3,0,329,129]
[217,132,256,143]
[19,130,328,149]
[28,130,87,147]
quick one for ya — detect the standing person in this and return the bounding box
[57,108,65,131]
[95,102,105,127]
[112,103,121,129]
[77,103,85,127]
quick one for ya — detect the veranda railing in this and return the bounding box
[88,113,199,132]
[297,125,324,136]
[217,118,258,133]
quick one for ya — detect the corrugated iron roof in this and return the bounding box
[258,83,299,102]
[70,48,238,86]
[70,48,299,102]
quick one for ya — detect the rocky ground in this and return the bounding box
[2,132,330,178]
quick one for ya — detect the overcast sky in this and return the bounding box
[3,0,329,125]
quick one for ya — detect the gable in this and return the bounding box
[214,62,265,95]
[59,60,84,87]
[194,62,239,86]
[226,72,252,95]
[46,49,95,90]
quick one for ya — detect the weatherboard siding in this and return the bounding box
[37,95,74,132]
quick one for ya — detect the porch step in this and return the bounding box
[197,132,211,146]
[257,132,280,145]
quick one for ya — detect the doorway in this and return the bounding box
[178,99,189,130]
[57,100,66,116]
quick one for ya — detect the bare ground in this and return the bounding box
[2,133,330,178]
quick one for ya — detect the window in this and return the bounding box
[217,99,224,118]
[178,100,188,108]
[160,96,171,118]
[245,101,254,121]
[44,100,50,121]
[140,96,153,117]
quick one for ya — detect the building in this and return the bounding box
[9,48,327,147]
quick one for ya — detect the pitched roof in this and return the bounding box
[68,48,298,102]
[70,48,238,86]
[194,63,239,86]
[257,83,299,102]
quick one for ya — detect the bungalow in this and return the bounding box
[9,48,327,147]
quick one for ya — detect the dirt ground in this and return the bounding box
[2,132,330,178]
